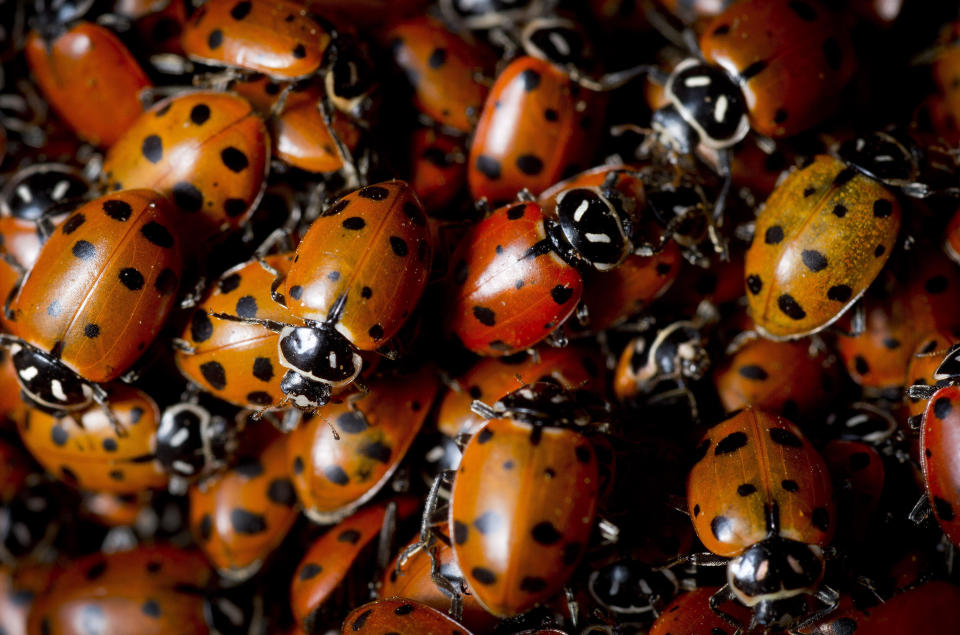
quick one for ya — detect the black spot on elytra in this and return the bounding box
[774,108,788,124]
[833,167,857,187]
[119,267,145,290]
[86,560,107,579]
[453,520,469,544]
[428,48,447,68]
[155,268,178,295]
[368,324,385,341]
[520,68,541,91]
[251,357,273,382]
[103,199,133,222]
[299,563,322,581]
[199,514,212,540]
[231,508,267,534]
[551,285,574,304]
[471,567,497,585]
[293,456,303,474]
[874,244,886,257]
[801,249,828,272]
[476,427,494,444]
[84,323,100,338]
[693,439,711,463]
[746,274,763,294]
[172,181,203,214]
[811,507,830,531]
[236,295,257,318]
[854,355,870,376]
[711,515,733,542]
[221,147,249,172]
[740,60,768,80]
[338,528,362,544]
[737,483,757,496]
[342,216,365,230]
[359,440,391,463]
[531,521,562,544]
[267,478,296,506]
[516,154,543,175]
[544,107,559,121]
[520,576,548,592]
[394,603,416,615]
[926,275,949,294]
[715,431,747,455]
[62,213,86,234]
[832,203,848,218]
[224,198,247,217]
[764,225,784,244]
[207,28,223,49]
[473,306,496,326]
[769,427,803,447]
[782,479,799,492]
[142,134,163,163]
[218,273,241,294]
[389,236,408,257]
[72,240,95,259]
[190,104,210,125]
[191,311,213,342]
[777,294,806,320]
[246,391,272,405]
[883,337,900,350]
[738,365,768,381]
[200,361,227,390]
[476,155,501,180]
[324,465,349,485]
[142,599,161,617]
[827,285,852,302]
[358,186,389,200]
[934,397,953,419]
[292,43,306,59]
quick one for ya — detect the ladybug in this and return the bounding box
[26,545,214,635]
[190,428,299,580]
[290,498,419,632]
[286,366,437,523]
[3,190,182,419]
[121,0,190,56]
[102,92,270,250]
[0,563,53,635]
[216,181,431,411]
[232,76,363,175]
[445,383,599,617]
[385,16,495,135]
[824,401,899,447]
[0,162,90,222]
[613,319,710,409]
[155,402,238,490]
[646,0,855,216]
[18,385,167,494]
[446,191,641,356]
[713,336,841,422]
[383,527,499,633]
[649,587,753,635]
[176,254,300,412]
[905,330,956,421]
[745,141,910,340]
[468,19,612,202]
[437,344,604,437]
[686,407,837,628]
[342,598,470,635]
[25,12,151,147]
[588,559,680,618]
[407,127,467,216]
[800,582,960,635]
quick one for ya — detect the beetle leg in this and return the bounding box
[316,92,360,190]
[909,495,932,525]
[208,311,288,333]
[708,585,746,631]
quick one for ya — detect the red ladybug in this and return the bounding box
[3,190,182,419]
[650,586,752,635]
[26,14,151,147]
[686,407,836,628]
[342,598,471,635]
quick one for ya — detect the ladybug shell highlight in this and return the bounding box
[921,385,960,547]
[468,56,606,203]
[450,417,599,617]
[687,408,834,557]
[386,16,495,134]
[745,155,899,340]
[437,345,605,437]
[103,92,269,249]
[287,366,437,523]
[342,598,471,634]
[283,181,431,351]
[699,0,856,138]
[8,190,182,384]
[18,386,167,494]
[25,22,151,147]
[176,254,301,410]
[26,545,212,635]
[290,498,419,632]
[181,0,331,80]
[190,430,299,580]
[445,202,583,356]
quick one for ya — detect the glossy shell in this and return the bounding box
[700,0,856,138]
[287,366,437,522]
[176,254,301,409]
[468,56,606,202]
[103,92,269,248]
[921,385,960,547]
[18,386,166,493]
[290,498,419,632]
[450,417,598,617]
[181,0,331,79]
[746,155,899,340]
[283,181,431,351]
[25,22,151,146]
[342,598,471,635]
[386,16,494,134]
[445,202,583,356]
[650,586,751,635]
[687,408,834,557]
[408,128,467,215]
[190,430,299,580]
[8,190,182,383]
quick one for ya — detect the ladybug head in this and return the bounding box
[657,59,749,153]
[277,325,361,411]
[837,130,919,187]
[522,17,593,73]
[934,343,960,383]
[280,370,332,411]
[646,186,708,247]
[727,537,825,626]
[30,0,94,39]
[0,163,90,221]
[156,403,234,481]
[587,560,679,615]
[554,187,632,271]
[826,402,897,445]
[324,37,377,121]
[11,343,92,413]
[492,380,591,427]
[443,0,547,29]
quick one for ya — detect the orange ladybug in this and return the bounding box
[102,92,270,249]
[687,408,836,627]
[4,190,182,418]
[342,598,471,635]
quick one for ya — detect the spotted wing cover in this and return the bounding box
[921,385,960,547]
[10,190,181,383]
[687,408,834,557]
[745,155,899,340]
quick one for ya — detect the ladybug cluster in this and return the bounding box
[3,0,960,633]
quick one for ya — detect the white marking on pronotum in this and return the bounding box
[585,233,611,243]
[51,179,70,201]
[18,366,38,381]
[170,427,190,448]
[684,75,711,87]
[51,379,67,401]
[173,460,196,475]
[715,95,729,122]
[16,184,31,203]
[549,32,570,56]
[328,351,337,368]
[573,199,590,222]
[875,155,893,162]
